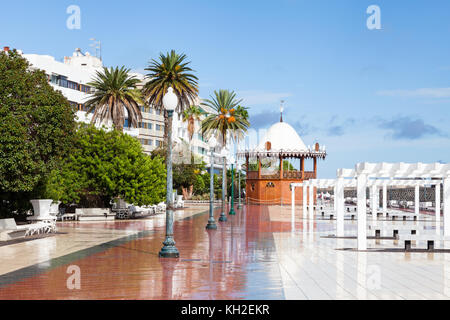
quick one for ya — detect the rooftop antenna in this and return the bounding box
[89,38,102,61]
[280,100,285,123]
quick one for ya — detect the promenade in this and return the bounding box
[0,205,449,300]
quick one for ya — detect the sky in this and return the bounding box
[1,0,450,178]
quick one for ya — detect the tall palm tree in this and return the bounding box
[201,90,250,147]
[142,50,199,112]
[202,90,250,205]
[142,50,199,146]
[85,66,143,131]
[182,105,203,141]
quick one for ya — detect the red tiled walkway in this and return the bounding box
[0,206,288,300]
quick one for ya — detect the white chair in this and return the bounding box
[175,196,185,209]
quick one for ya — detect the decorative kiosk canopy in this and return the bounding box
[241,104,328,205]
[237,121,327,160]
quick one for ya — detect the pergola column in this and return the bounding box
[333,186,337,211]
[370,184,378,221]
[415,184,420,217]
[336,178,345,237]
[436,182,441,235]
[309,182,314,220]
[382,183,387,217]
[302,184,308,219]
[357,173,367,251]
[443,177,450,237]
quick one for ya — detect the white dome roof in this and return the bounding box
[255,122,308,152]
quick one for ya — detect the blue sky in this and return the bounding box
[1,0,450,177]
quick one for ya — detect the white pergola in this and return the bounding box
[292,162,449,250]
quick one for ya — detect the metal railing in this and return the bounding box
[246,171,316,180]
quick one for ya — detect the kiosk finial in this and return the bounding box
[280,100,285,122]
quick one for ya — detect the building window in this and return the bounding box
[50,74,59,85]
[59,76,68,88]
[69,101,78,110]
[80,85,92,93]
[67,80,78,90]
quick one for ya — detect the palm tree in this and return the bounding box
[235,105,249,120]
[142,50,199,145]
[85,66,143,131]
[202,90,250,205]
[201,90,250,147]
[182,105,203,141]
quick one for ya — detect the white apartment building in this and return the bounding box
[22,48,165,152]
[19,47,223,164]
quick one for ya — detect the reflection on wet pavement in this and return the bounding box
[0,205,450,300]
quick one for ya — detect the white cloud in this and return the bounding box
[377,87,450,98]
[237,90,293,105]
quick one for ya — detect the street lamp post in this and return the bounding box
[229,156,236,216]
[206,137,218,230]
[219,148,228,222]
[159,87,180,259]
[237,163,242,210]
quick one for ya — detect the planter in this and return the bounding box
[29,199,54,220]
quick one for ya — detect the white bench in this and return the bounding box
[0,219,30,241]
[384,211,418,221]
[367,223,420,239]
[398,234,450,251]
[319,211,357,220]
[0,218,57,241]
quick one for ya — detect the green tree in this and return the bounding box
[85,66,143,131]
[45,125,166,207]
[193,174,206,195]
[0,50,76,217]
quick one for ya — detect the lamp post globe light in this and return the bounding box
[219,148,228,222]
[206,136,218,230]
[159,87,180,259]
[229,156,236,216]
[237,163,242,210]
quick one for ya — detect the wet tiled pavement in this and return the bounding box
[1,205,450,300]
[0,206,286,300]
